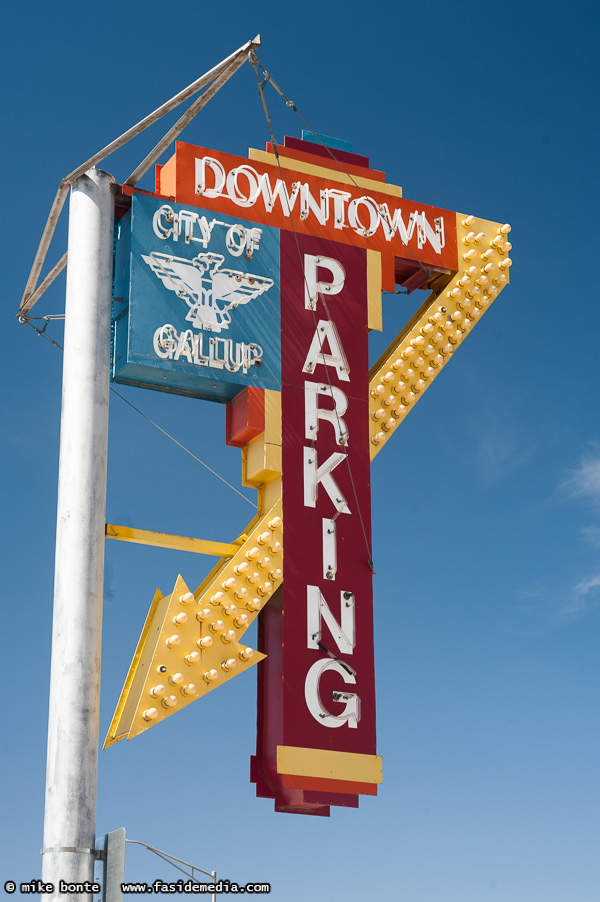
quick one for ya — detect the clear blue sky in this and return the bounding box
[2,2,599,900]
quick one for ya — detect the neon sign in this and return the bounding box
[106,134,511,817]
[112,193,280,401]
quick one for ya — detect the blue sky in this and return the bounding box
[2,1,599,900]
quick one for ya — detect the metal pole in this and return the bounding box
[42,168,114,902]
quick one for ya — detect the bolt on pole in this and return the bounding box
[42,169,114,902]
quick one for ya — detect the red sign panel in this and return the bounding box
[251,232,376,814]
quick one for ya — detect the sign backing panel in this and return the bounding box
[112,193,281,402]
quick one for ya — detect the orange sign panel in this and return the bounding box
[158,142,458,292]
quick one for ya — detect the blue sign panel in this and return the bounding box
[112,193,281,402]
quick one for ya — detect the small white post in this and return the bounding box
[42,169,114,901]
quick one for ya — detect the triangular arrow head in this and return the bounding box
[104,586,165,748]
[103,499,282,747]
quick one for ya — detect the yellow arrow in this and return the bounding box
[104,499,282,746]
[105,216,512,747]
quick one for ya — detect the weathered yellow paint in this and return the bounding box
[369,213,511,460]
[244,438,282,486]
[104,499,283,747]
[105,523,239,557]
[248,148,403,198]
[367,249,383,332]
[264,389,282,445]
[260,475,282,515]
[277,745,383,784]
[242,389,283,489]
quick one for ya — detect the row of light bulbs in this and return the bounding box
[370,217,511,448]
[142,514,283,722]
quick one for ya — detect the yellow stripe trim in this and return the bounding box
[277,745,383,784]
[105,524,239,557]
[367,249,383,331]
[248,148,402,198]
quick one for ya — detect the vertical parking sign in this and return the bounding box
[252,233,380,814]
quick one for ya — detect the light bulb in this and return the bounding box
[181,684,197,696]
[222,658,237,672]
[209,620,225,633]
[221,629,237,644]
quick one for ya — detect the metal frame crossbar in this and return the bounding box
[18,35,261,319]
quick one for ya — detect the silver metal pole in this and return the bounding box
[42,168,114,902]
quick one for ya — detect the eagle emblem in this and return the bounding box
[141,251,274,333]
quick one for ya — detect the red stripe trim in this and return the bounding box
[283,773,378,796]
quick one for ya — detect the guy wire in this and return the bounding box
[250,56,374,569]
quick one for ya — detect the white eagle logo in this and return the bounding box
[141,251,274,333]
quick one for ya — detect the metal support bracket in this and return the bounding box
[105,523,240,557]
